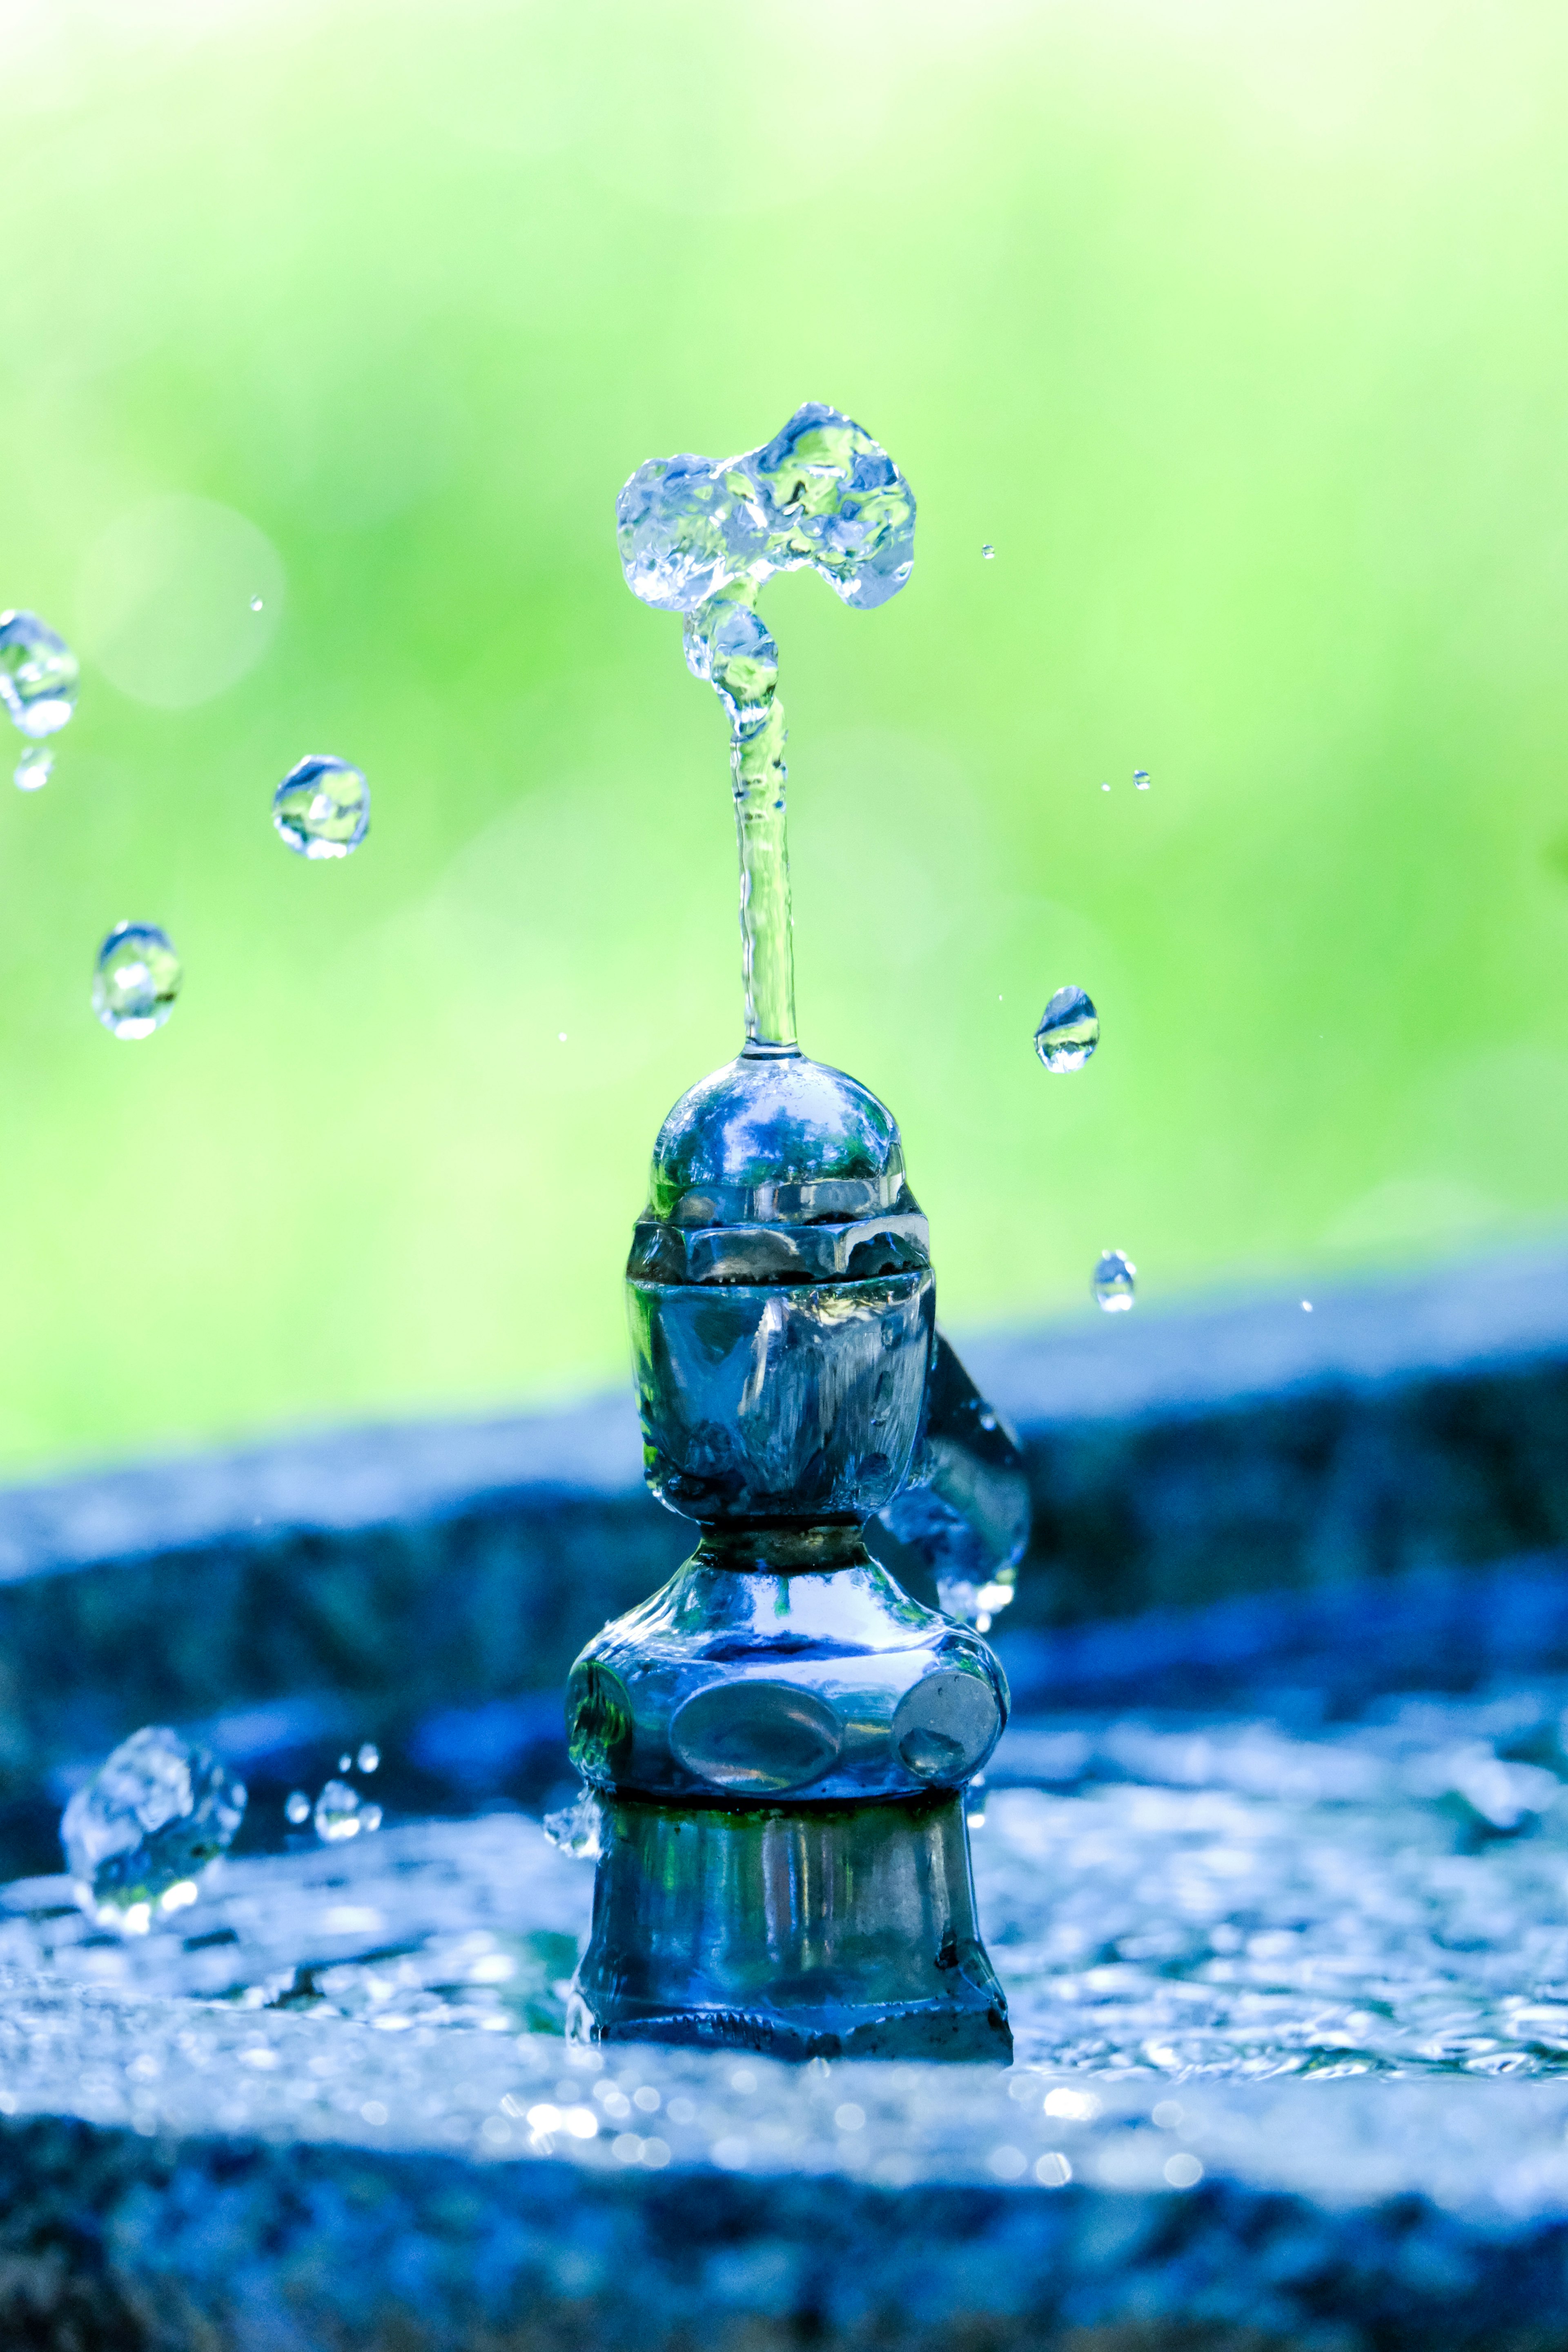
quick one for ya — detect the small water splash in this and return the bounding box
[1034,985,1099,1071]
[272,755,370,860]
[60,1726,245,1936]
[314,1780,381,1843]
[0,611,78,740]
[92,922,182,1039]
[618,403,915,1047]
[543,1788,604,1860]
[13,745,52,793]
[1092,1249,1136,1312]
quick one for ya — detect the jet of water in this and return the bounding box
[617,403,915,1049]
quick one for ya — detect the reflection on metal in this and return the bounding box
[566,1049,1025,2060]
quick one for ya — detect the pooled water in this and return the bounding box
[1092,1249,1136,1311]
[92,922,182,1039]
[60,1727,245,1936]
[20,1673,1568,2080]
[13,746,52,793]
[272,755,370,860]
[618,403,914,1047]
[0,611,78,740]
[1034,985,1099,1071]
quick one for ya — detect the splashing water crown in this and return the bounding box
[617,402,915,1051]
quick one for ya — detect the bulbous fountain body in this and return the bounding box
[566,1045,1017,2059]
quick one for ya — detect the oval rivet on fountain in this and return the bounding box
[893,1668,1001,1783]
[670,1680,842,1793]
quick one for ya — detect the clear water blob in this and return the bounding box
[0,611,79,740]
[92,921,182,1039]
[272,754,370,860]
[13,745,52,793]
[982,544,996,560]
[284,1790,311,1826]
[1100,781,1110,792]
[543,1788,604,1860]
[250,596,264,612]
[61,1725,246,1935]
[356,1742,380,1773]
[1033,985,1100,1072]
[1134,768,1150,789]
[313,1779,381,1842]
[1302,1299,1314,1313]
[338,1753,352,1773]
[1092,1249,1137,1312]
[618,401,915,1048]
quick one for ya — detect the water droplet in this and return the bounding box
[272,754,370,860]
[1100,781,1111,792]
[92,922,182,1039]
[1092,1249,1136,1312]
[61,1726,245,1934]
[558,1031,567,1042]
[13,744,52,792]
[1134,768,1150,788]
[1034,985,1100,1072]
[359,1803,383,1833]
[250,595,263,612]
[981,544,995,560]
[0,610,78,739]
[338,1753,351,1773]
[543,1788,603,1860]
[1301,1299,1314,1313]
[313,1779,365,1842]
[356,1742,379,1773]
[284,1790,310,1826]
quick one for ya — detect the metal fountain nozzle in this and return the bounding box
[564,406,1029,2059]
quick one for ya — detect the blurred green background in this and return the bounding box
[0,0,1564,1473]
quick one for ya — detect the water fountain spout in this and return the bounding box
[566,409,1027,2058]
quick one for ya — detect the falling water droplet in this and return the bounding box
[13,744,52,793]
[1301,1299,1314,1313]
[1100,781,1111,793]
[982,544,996,560]
[356,1742,380,1773]
[314,1780,365,1842]
[0,611,79,739]
[92,922,182,1039]
[284,1790,310,1826]
[1034,985,1099,1072]
[1134,768,1150,789]
[61,1726,245,1934]
[272,754,370,860]
[337,1753,352,1773]
[1092,1250,1136,1312]
[250,595,264,612]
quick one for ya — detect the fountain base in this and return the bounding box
[570,1789,1011,2060]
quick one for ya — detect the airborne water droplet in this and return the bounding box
[1034,985,1100,1071]
[314,1780,364,1843]
[1100,782,1111,793]
[982,544,996,560]
[13,744,52,792]
[250,596,264,612]
[60,1726,245,1934]
[1134,768,1150,789]
[1092,1250,1136,1312]
[357,1742,379,1773]
[92,922,182,1039]
[272,754,370,860]
[284,1790,310,1826]
[0,610,79,740]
